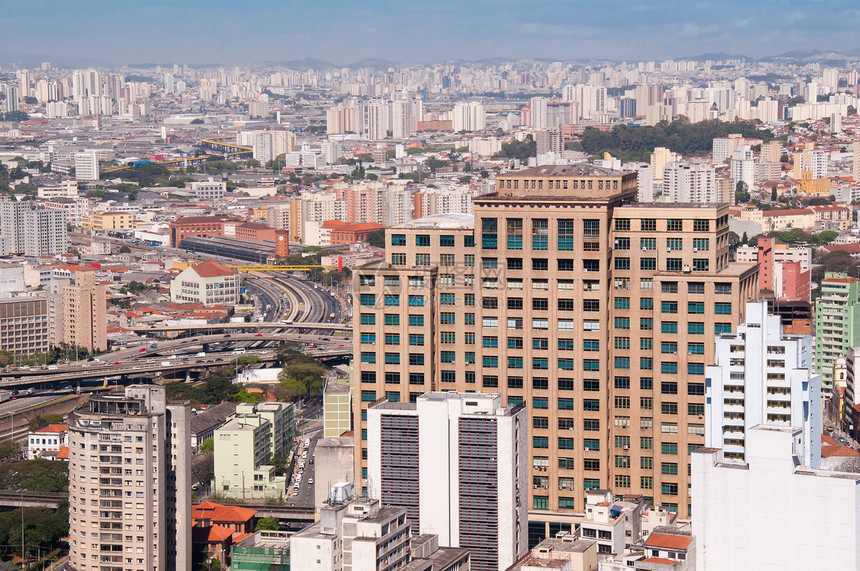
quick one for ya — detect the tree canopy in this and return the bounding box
[494,135,536,161]
[579,119,774,162]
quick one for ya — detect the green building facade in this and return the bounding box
[815,272,860,390]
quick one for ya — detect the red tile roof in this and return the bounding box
[642,557,680,566]
[192,524,234,543]
[762,208,813,217]
[645,532,693,550]
[821,445,860,458]
[191,260,237,278]
[56,446,69,460]
[192,502,257,523]
[36,424,68,433]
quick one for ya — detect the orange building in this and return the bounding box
[234,222,277,242]
[321,220,384,244]
[169,215,240,247]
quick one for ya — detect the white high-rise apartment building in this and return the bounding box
[367,392,528,571]
[453,102,486,132]
[705,301,821,466]
[365,100,390,140]
[67,385,191,571]
[0,203,68,256]
[662,161,717,203]
[391,98,411,139]
[529,97,549,129]
[693,425,860,570]
[730,146,755,188]
[74,151,100,181]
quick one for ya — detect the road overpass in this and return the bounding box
[129,321,351,334]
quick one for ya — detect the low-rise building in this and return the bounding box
[27,423,68,460]
[190,179,227,201]
[213,402,294,499]
[170,260,240,306]
[509,534,598,571]
[579,490,644,556]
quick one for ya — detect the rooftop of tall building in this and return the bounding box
[497,164,627,177]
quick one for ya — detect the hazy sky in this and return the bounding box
[2,0,860,66]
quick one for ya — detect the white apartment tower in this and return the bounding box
[0,203,68,256]
[705,301,821,467]
[74,152,100,182]
[367,392,528,571]
[730,146,755,189]
[453,102,486,132]
[67,385,191,571]
[662,162,718,203]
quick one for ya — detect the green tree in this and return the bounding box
[119,245,131,254]
[29,414,63,431]
[190,118,205,124]
[255,517,279,531]
[735,181,750,204]
[199,438,214,453]
[493,135,536,161]
[366,228,385,248]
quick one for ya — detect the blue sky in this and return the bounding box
[2,0,860,65]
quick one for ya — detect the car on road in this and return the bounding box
[113,362,121,365]
[292,490,298,496]
[139,347,147,352]
[308,478,313,485]
[255,333,263,337]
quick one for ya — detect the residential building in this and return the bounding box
[640,527,695,571]
[579,490,644,555]
[692,426,860,571]
[0,297,50,355]
[713,134,762,163]
[367,392,528,571]
[38,180,79,199]
[291,483,470,571]
[730,146,755,189]
[815,273,860,390]
[453,101,486,132]
[74,151,99,181]
[0,203,68,256]
[27,423,68,460]
[853,142,860,183]
[735,238,811,302]
[649,148,677,179]
[661,162,717,203]
[62,270,108,352]
[212,402,293,499]
[705,301,821,465]
[266,203,292,237]
[509,534,598,571]
[67,385,191,571]
[353,164,758,527]
[170,260,240,306]
[190,402,237,449]
[83,211,138,233]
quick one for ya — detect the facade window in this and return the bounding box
[615,257,630,270]
[558,219,574,250]
[666,258,682,272]
[640,258,657,271]
[693,258,709,272]
[532,219,548,250]
[507,219,523,250]
[416,234,431,247]
[641,237,656,250]
[481,218,497,249]
[693,219,710,232]
[667,219,683,232]
[391,234,406,246]
[533,258,548,271]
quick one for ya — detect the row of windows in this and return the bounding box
[615,257,711,272]
[614,217,713,233]
[390,233,475,248]
[616,237,710,251]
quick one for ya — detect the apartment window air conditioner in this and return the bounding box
[584,447,590,451]
[693,247,698,252]
[623,445,629,450]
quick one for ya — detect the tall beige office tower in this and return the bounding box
[854,142,860,182]
[67,385,191,571]
[62,270,107,352]
[352,165,757,539]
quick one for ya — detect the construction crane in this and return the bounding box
[228,258,344,272]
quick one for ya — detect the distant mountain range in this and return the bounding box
[2,50,860,70]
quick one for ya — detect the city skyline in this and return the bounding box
[3,0,860,67]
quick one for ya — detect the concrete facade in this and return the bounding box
[353,165,758,523]
[367,392,528,571]
[67,385,191,571]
